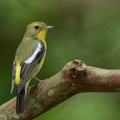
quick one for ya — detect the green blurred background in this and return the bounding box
[1,0,120,119]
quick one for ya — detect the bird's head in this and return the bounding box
[24,22,53,40]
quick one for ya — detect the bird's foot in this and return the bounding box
[28,84,37,95]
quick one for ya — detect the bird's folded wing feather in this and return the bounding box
[11,40,45,93]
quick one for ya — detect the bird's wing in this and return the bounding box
[11,62,16,94]
[11,40,46,93]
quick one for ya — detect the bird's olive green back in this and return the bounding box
[15,37,38,62]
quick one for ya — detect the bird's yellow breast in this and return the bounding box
[36,30,47,50]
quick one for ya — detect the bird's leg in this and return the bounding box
[28,77,46,95]
[33,77,44,82]
[34,77,47,86]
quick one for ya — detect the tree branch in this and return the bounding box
[1,59,120,120]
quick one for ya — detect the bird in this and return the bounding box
[11,21,53,114]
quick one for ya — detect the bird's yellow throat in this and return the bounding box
[36,29,48,41]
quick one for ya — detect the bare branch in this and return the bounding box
[0,59,120,120]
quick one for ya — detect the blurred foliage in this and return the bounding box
[1,0,120,120]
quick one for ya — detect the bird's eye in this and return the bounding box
[35,26,39,29]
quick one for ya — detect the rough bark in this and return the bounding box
[1,59,120,120]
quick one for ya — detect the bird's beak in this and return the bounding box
[43,26,54,30]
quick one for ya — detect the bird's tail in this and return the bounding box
[16,88,25,114]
